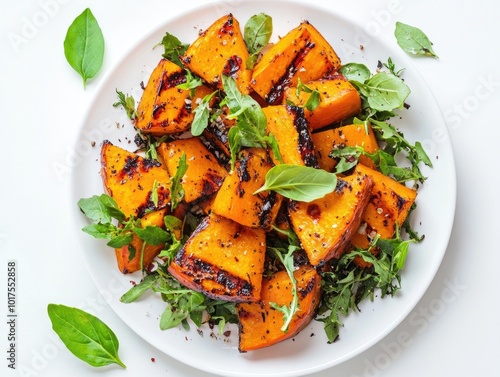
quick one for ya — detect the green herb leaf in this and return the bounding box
[47,304,126,368]
[63,8,105,88]
[339,63,371,83]
[133,226,170,246]
[107,233,133,248]
[191,91,217,136]
[170,153,188,211]
[120,274,157,303]
[395,22,438,58]
[352,72,411,112]
[159,32,189,66]
[77,194,125,224]
[295,78,320,111]
[113,90,137,120]
[244,13,273,69]
[254,164,337,202]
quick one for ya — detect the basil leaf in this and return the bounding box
[133,226,170,245]
[159,32,189,66]
[352,72,410,111]
[254,164,337,202]
[244,13,272,69]
[78,194,125,224]
[395,22,438,58]
[47,304,126,368]
[81,223,117,239]
[339,63,371,83]
[107,233,133,248]
[191,91,217,136]
[170,153,189,211]
[63,8,105,88]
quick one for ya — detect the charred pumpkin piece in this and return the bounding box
[350,164,417,259]
[263,105,319,168]
[100,141,171,218]
[180,14,252,94]
[288,169,373,266]
[135,58,213,136]
[211,149,283,230]
[237,265,322,352]
[251,21,341,105]
[312,124,380,172]
[114,209,167,274]
[157,138,227,204]
[202,105,237,159]
[283,76,361,131]
[168,212,266,302]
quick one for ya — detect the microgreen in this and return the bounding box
[169,153,188,211]
[159,32,189,66]
[113,90,137,120]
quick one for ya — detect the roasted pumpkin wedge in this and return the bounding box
[168,212,266,302]
[263,105,319,168]
[283,76,361,131]
[237,265,322,352]
[211,149,283,230]
[350,164,418,250]
[288,169,374,265]
[114,208,167,274]
[312,123,380,172]
[251,21,341,104]
[100,141,171,218]
[180,13,252,94]
[135,58,213,135]
[157,138,227,204]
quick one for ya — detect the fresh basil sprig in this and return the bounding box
[395,22,438,58]
[254,164,337,202]
[47,304,126,368]
[64,8,104,88]
[244,13,273,69]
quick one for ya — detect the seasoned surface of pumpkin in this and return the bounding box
[100,141,171,218]
[168,212,266,302]
[237,265,322,352]
[288,169,374,265]
[251,21,341,104]
[180,13,252,94]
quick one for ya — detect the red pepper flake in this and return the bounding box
[151,357,155,362]
[130,280,137,286]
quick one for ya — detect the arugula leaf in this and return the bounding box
[113,90,137,120]
[133,226,170,245]
[120,274,157,303]
[64,8,104,88]
[395,22,438,58]
[244,13,273,69]
[254,164,337,202]
[107,233,134,248]
[294,78,320,111]
[191,91,218,136]
[170,153,188,211]
[176,69,203,96]
[159,32,189,66]
[47,304,126,368]
[268,245,300,332]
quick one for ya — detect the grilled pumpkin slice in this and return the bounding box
[100,141,171,218]
[135,58,213,135]
[263,105,319,168]
[312,123,380,172]
[180,13,252,94]
[157,138,227,204]
[288,169,374,265]
[237,265,322,352]
[168,212,266,302]
[251,21,341,104]
[283,76,361,131]
[211,149,283,230]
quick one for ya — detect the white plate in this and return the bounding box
[71,0,456,375]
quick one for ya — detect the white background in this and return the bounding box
[1,0,498,376]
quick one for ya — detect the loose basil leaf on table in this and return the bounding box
[394,21,438,58]
[63,8,105,88]
[47,304,126,368]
